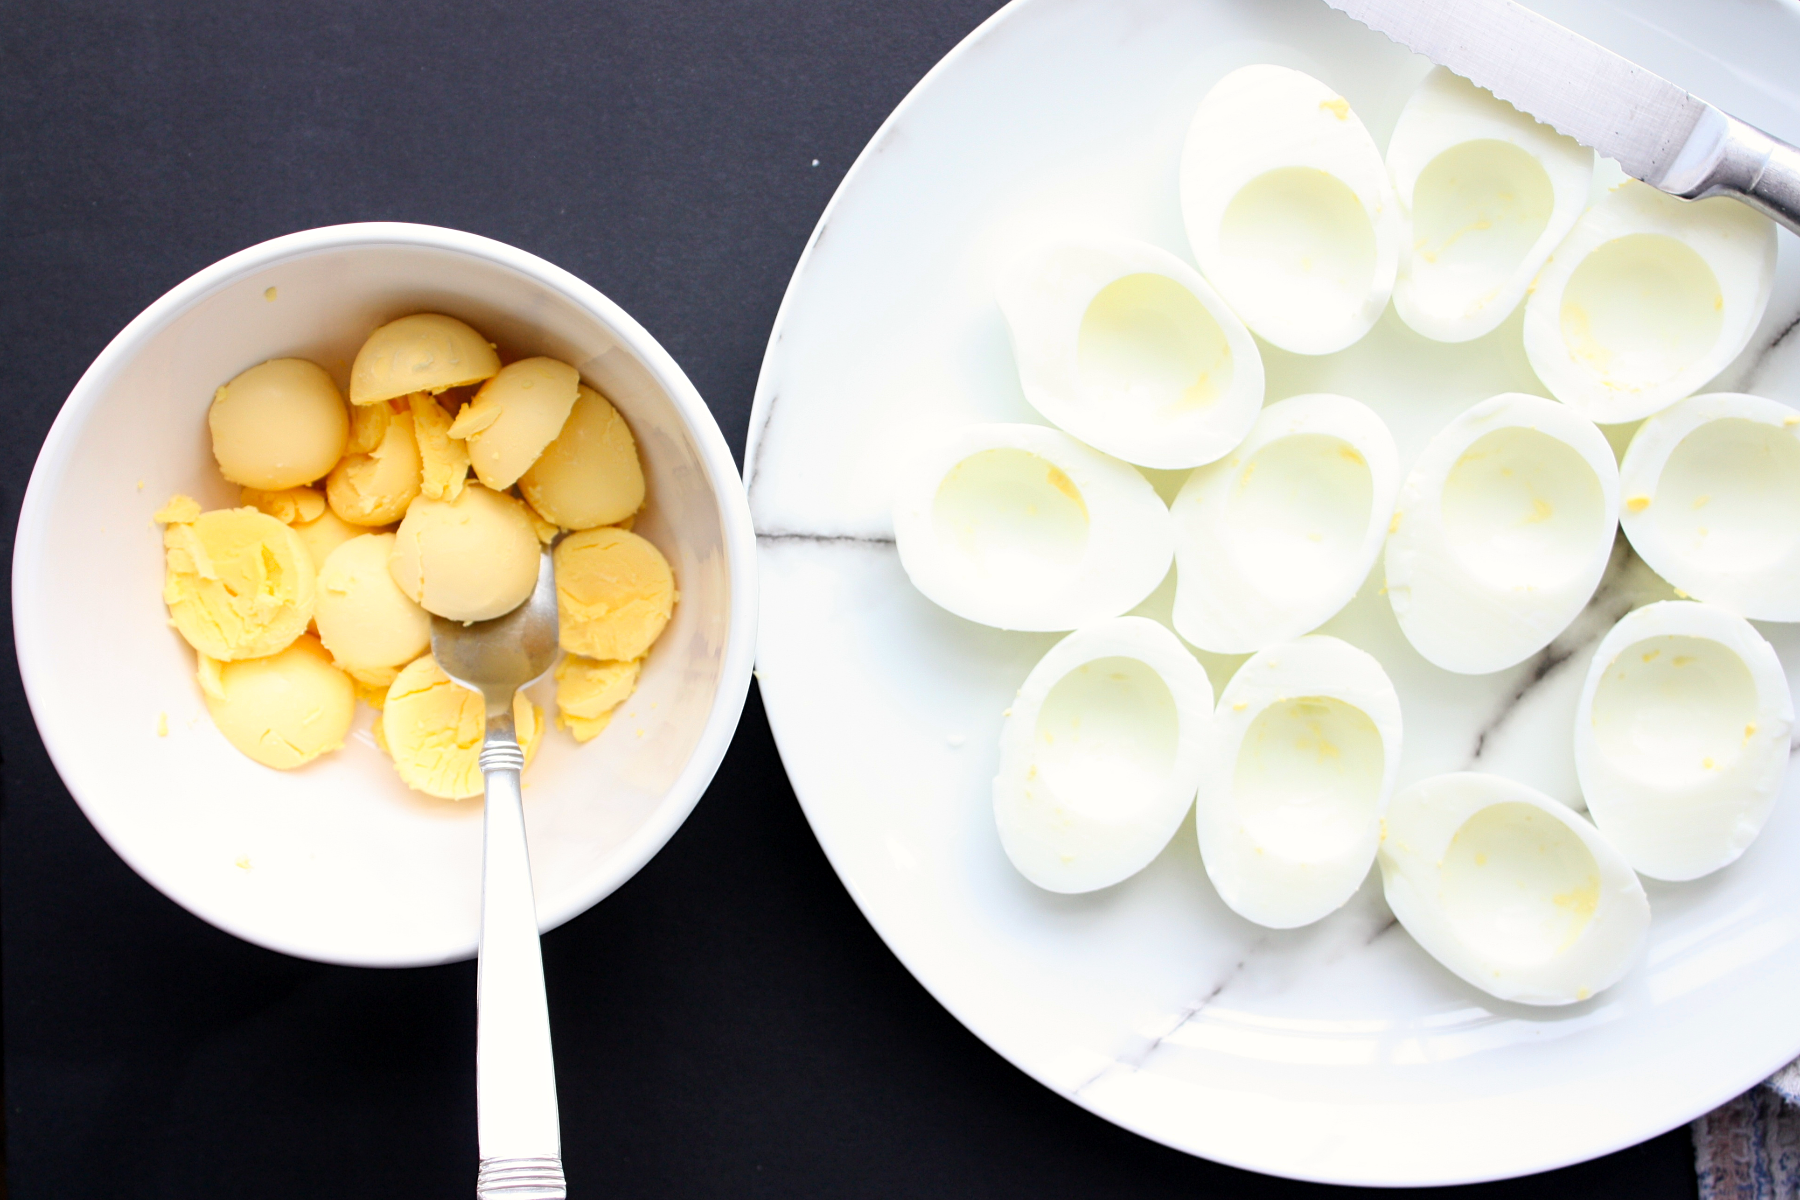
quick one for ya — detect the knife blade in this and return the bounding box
[1325,0,1800,235]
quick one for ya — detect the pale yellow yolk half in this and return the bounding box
[159,497,316,661]
[197,634,353,769]
[447,357,580,491]
[314,533,430,674]
[518,384,645,530]
[554,527,677,661]
[350,313,500,407]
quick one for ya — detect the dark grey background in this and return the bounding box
[0,2,1700,1196]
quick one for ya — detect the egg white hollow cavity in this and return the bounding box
[1197,635,1401,928]
[1575,600,1792,880]
[997,237,1264,469]
[1523,180,1776,423]
[994,617,1214,893]
[1380,772,1649,1005]
[1619,392,1800,620]
[1172,393,1398,653]
[1387,68,1594,344]
[1385,393,1618,675]
[1180,64,1400,356]
[893,424,1173,631]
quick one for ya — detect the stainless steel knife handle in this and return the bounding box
[1658,107,1800,237]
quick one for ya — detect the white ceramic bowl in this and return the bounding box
[13,222,757,967]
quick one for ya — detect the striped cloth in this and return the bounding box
[1695,1061,1800,1199]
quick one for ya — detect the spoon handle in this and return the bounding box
[475,718,566,1199]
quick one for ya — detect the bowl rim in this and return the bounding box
[11,220,759,967]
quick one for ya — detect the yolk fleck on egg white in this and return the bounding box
[1044,466,1086,516]
[1524,497,1553,524]
[1626,496,1651,512]
[1320,96,1349,120]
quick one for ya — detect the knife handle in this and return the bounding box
[1659,107,1800,237]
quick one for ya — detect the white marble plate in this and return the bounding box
[746,0,1800,1185]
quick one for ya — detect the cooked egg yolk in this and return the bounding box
[159,498,316,661]
[378,655,543,799]
[447,357,580,491]
[519,384,645,530]
[555,654,642,742]
[208,358,348,490]
[350,313,500,407]
[198,635,354,769]
[554,527,677,661]
[327,409,423,526]
[389,484,541,623]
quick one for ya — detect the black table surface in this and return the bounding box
[0,2,1702,1196]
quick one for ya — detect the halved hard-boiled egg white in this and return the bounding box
[1575,600,1792,881]
[1196,635,1401,928]
[1523,180,1776,424]
[997,238,1264,469]
[1385,393,1618,675]
[1619,392,1800,620]
[994,617,1214,893]
[1380,772,1650,1005]
[1180,64,1400,356]
[1386,68,1593,344]
[893,424,1172,631]
[1171,393,1398,653]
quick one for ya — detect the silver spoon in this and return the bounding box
[432,551,566,1199]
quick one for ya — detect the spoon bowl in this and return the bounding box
[433,551,561,716]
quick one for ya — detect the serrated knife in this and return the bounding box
[1325,0,1800,235]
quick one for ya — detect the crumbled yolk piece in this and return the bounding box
[555,655,642,743]
[241,485,327,526]
[408,392,470,502]
[327,410,422,526]
[525,504,560,545]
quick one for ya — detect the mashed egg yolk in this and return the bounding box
[158,496,316,661]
